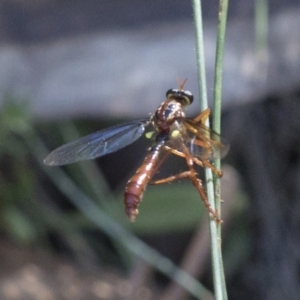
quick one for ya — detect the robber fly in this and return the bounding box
[44,79,228,222]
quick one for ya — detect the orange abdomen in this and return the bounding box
[124,143,163,221]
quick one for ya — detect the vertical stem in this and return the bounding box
[192,0,208,111]
[213,0,229,299]
[213,0,229,133]
[254,0,268,53]
[192,1,227,299]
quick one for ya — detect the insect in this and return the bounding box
[44,79,228,222]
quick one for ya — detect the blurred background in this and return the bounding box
[0,0,300,299]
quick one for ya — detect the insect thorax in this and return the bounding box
[152,99,186,133]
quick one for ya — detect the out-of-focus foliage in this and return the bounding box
[0,96,38,244]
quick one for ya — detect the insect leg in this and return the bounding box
[192,108,211,124]
[159,142,221,222]
[180,143,222,223]
[164,145,222,177]
[202,160,223,177]
[163,146,204,167]
[150,171,193,185]
[184,122,218,146]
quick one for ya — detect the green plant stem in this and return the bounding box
[254,0,268,53]
[193,0,208,110]
[213,0,229,134]
[193,0,228,299]
[213,0,229,299]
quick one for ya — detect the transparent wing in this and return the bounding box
[44,119,149,166]
[166,119,229,160]
[183,119,229,160]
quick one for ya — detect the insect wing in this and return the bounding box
[183,119,229,160]
[44,119,149,166]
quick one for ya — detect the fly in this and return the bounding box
[44,79,228,222]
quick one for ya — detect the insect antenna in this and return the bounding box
[177,78,188,90]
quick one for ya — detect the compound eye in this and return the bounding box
[166,89,194,105]
[181,90,194,105]
[166,88,177,99]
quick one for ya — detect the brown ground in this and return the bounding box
[0,239,156,300]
